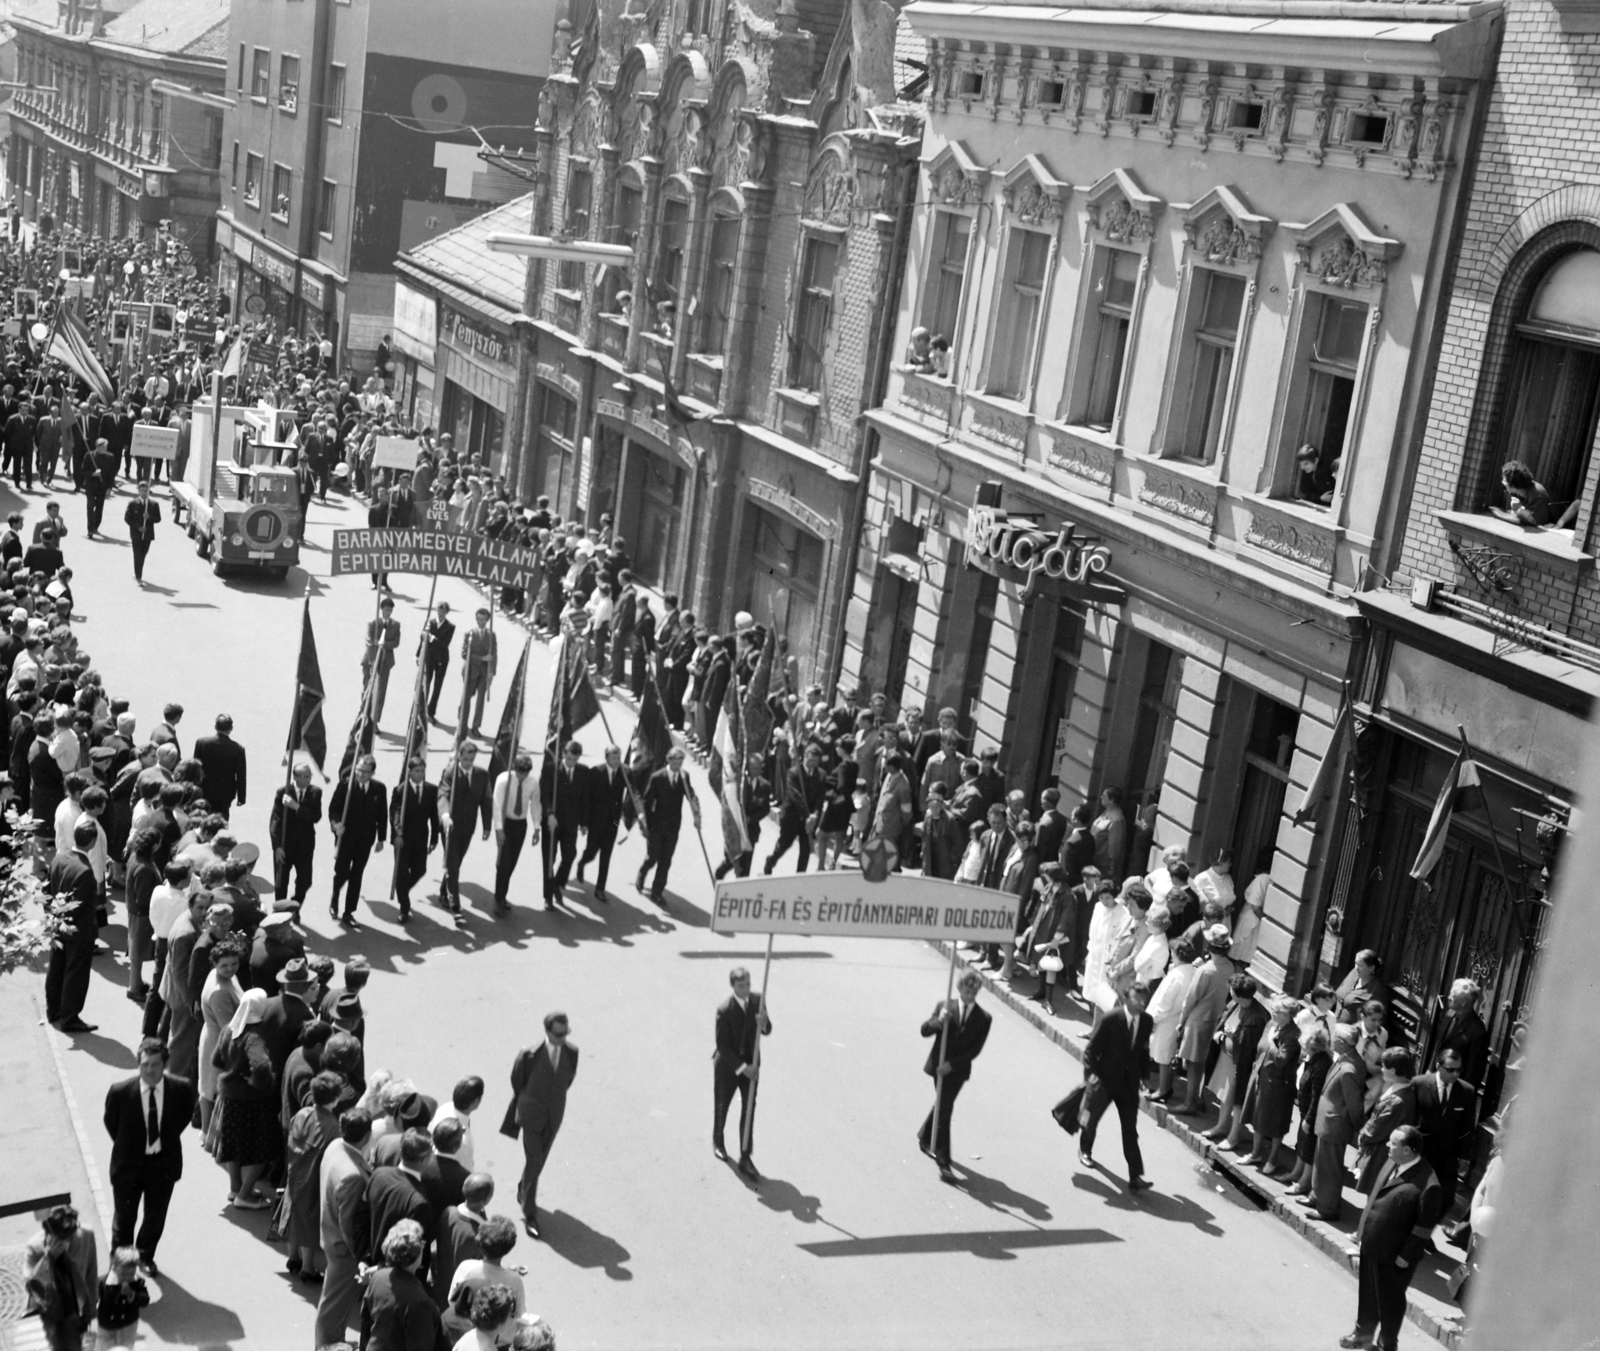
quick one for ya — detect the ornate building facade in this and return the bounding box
[523,0,923,690]
[841,0,1504,995]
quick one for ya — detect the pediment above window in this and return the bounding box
[1290,203,1402,290]
[925,140,990,208]
[1082,168,1163,244]
[1181,186,1273,266]
[999,155,1071,226]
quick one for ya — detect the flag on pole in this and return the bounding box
[742,620,777,760]
[1292,700,1354,828]
[632,675,675,775]
[543,633,601,753]
[47,305,115,403]
[708,675,749,858]
[401,663,430,770]
[220,331,245,381]
[488,638,532,782]
[336,669,380,783]
[286,601,329,771]
[1410,743,1485,880]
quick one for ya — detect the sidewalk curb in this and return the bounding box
[32,990,114,1246]
[929,941,1464,1351]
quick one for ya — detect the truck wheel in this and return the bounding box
[211,556,229,578]
[268,566,290,581]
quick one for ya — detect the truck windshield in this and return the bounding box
[250,474,298,506]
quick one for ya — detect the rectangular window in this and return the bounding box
[149,95,165,158]
[788,236,838,391]
[541,387,577,442]
[1072,246,1140,430]
[556,164,593,293]
[654,197,689,306]
[243,152,262,206]
[251,49,270,101]
[319,179,336,237]
[1290,294,1367,507]
[925,211,971,357]
[237,43,246,93]
[231,140,240,188]
[1172,269,1247,463]
[326,63,346,122]
[279,55,300,113]
[699,214,740,354]
[987,228,1050,400]
[271,163,292,219]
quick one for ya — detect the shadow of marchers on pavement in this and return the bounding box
[677,949,834,960]
[948,1163,1053,1222]
[1070,1170,1225,1237]
[540,1209,633,1280]
[797,1227,1121,1261]
[140,1271,248,1346]
[753,1175,824,1224]
[58,1028,139,1070]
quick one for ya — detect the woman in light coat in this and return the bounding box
[1133,905,1172,984]
[198,934,246,1139]
[1147,937,1200,1101]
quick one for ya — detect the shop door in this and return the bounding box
[1229,694,1299,885]
[957,571,999,738]
[587,428,624,527]
[1031,606,1083,804]
[744,505,823,688]
[635,453,685,588]
[863,567,918,711]
[1122,641,1183,873]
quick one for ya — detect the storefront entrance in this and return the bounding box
[741,502,823,686]
[862,566,918,710]
[615,444,685,589]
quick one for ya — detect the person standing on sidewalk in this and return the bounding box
[24,1203,97,1351]
[123,480,160,585]
[103,1037,196,1276]
[44,818,100,1034]
[1340,1125,1441,1351]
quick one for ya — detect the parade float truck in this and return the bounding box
[171,404,303,580]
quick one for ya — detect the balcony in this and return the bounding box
[553,290,582,336]
[686,353,722,404]
[598,313,628,362]
[640,331,673,380]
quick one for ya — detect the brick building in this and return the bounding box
[840,0,1503,995]
[1347,0,1599,1095]
[522,0,923,689]
[214,0,555,368]
[8,0,228,253]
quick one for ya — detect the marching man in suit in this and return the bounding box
[637,745,700,903]
[361,597,401,724]
[918,970,992,1181]
[124,478,161,584]
[1077,980,1155,1190]
[713,966,772,1180]
[103,1036,197,1274]
[537,740,585,910]
[578,744,628,904]
[329,754,387,926]
[491,752,535,915]
[504,1012,579,1240]
[270,762,323,910]
[438,742,491,925]
[1341,1124,1441,1351]
[192,713,247,818]
[389,755,439,923]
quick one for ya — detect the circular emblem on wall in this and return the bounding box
[241,506,285,548]
[412,74,470,132]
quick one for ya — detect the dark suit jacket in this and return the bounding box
[364,1166,436,1265]
[330,777,388,853]
[1436,1011,1490,1090]
[714,993,769,1068]
[583,762,629,834]
[642,768,696,837]
[46,848,97,938]
[431,1206,482,1306]
[359,1265,449,1351]
[1316,1053,1368,1145]
[29,739,65,827]
[439,764,491,836]
[427,1155,469,1214]
[507,1041,579,1136]
[270,784,323,855]
[123,497,160,541]
[257,990,316,1076]
[390,779,440,858]
[1412,1071,1477,1169]
[921,1001,991,1084]
[104,1073,197,1184]
[192,733,247,811]
[1357,1157,1443,1266]
[1083,1007,1155,1098]
[538,761,586,831]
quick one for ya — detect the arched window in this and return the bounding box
[1496,248,1600,520]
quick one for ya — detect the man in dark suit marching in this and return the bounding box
[103,1037,197,1274]
[438,742,491,924]
[420,602,456,723]
[1412,1047,1476,1212]
[578,745,629,904]
[270,762,323,909]
[1341,1125,1441,1351]
[504,1012,579,1239]
[918,970,992,1180]
[329,753,387,925]
[538,740,585,909]
[389,755,439,923]
[636,745,700,903]
[192,713,247,818]
[713,966,772,1179]
[1077,981,1155,1190]
[123,478,161,584]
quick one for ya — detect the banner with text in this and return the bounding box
[329,528,539,589]
[711,876,1021,942]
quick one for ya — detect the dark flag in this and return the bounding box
[488,638,532,782]
[336,669,380,783]
[401,665,430,770]
[660,369,713,428]
[286,600,328,771]
[632,676,675,775]
[543,633,601,753]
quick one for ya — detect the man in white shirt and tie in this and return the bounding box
[493,753,535,914]
[103,1037,196,1274]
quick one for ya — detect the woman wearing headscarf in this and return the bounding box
[198,934,246,1140]
[213,986,279,1208]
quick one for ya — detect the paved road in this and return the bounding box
[13,476,1432,1350]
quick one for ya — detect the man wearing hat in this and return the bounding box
[192,714,247,819]
[371,1093,439,1166]
[1172,923,1238,1116]
[259,956,318,1078]
[250,901,308,995]
[329,753,388,926]
[361,597,402,724]
[459,607,497,736]
[420,602,455,723]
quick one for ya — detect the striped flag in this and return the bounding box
[47,305,115,403]
[1410,746,1484,880]
[1292,700,1354,828]
[707,675,749,858]
[220,332,245,381]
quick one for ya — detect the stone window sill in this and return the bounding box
[1437,510,1595,579]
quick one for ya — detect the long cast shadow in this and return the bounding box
[798,1227,1119,1260]
[677,949,834,960]
[946,1163,1053,1223]
[540,1209,633,1280]
[140,1271,248,1345]
[1070,1171,1226,1237]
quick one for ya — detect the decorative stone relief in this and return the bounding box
[749,477,837,538]
[968,401,1028,461]
[1245,510,1335,573]
[1044,433,1114,488]
[900,371,954,424]
[1197,218,1255,265]
[1311,234,1387,288]
[1101,198,1152,243]
[805,154,855,225]
[1138,465,1215,528]
[933,163,985,206]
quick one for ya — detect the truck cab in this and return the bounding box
[170,409,303,581]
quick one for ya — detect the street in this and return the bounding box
[22,477,1431,1351]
